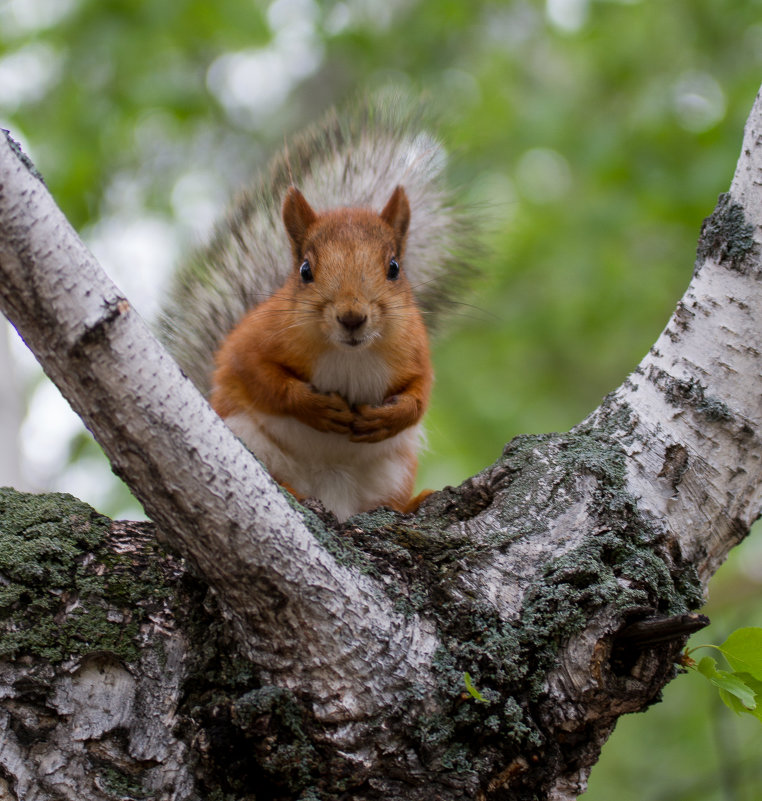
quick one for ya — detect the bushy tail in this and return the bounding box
[159,90,476,397]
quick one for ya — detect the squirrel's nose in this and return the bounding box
[337,310,367,332]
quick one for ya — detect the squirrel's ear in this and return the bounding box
[380,185,411,253]
[283,187,317,258]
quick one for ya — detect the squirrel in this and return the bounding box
[159,94,474,522]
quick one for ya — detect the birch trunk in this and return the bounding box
[0,87,761,800]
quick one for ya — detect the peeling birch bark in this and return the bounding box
[0,88,761,800]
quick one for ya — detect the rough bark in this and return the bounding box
[0,87,761,800]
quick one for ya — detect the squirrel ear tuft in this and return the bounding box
[283,187,317,258]
[380,186,411,253]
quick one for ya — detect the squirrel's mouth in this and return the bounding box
[333,326,379,349]
[336,329,377,349]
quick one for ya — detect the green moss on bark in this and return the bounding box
[0,488,172,663]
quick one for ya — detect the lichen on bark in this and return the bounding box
[0,488,171,663]
[695,191,758,274]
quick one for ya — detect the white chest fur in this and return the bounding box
[311,347,390,406]
[225,410,421,522]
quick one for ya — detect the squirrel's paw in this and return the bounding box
[303,390,354,434]
[350,397,409,443]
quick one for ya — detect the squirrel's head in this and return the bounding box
[281,185,415,350]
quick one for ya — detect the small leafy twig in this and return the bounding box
[683,627,762,723]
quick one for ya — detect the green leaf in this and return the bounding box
[696,655,718,678]
[715,674,756,710]
[463,672,487,704]
[696,656,757,710]
[735,673,762,723]
[719,627,762,682]
[719,688,750,715]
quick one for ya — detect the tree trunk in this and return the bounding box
[1,87,761,799]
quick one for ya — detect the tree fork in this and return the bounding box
[0,87,761,799]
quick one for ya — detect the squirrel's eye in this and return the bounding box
[299,260,314,283]
[387,258,400,281]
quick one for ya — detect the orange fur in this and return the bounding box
[210,186,433,519]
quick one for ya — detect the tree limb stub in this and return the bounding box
[1,86,761,799]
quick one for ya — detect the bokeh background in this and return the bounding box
[1,0,761,797]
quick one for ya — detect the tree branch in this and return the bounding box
[611,88,762,581]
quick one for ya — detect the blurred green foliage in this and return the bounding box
[2,0,761,797]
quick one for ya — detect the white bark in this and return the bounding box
[0,652,195,800]
[616,97,762,580]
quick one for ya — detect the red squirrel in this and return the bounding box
[159,97,475,521]
[209,186,433,521]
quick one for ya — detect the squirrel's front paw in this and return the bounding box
[350,397,408,443]
[303,390,354,434]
